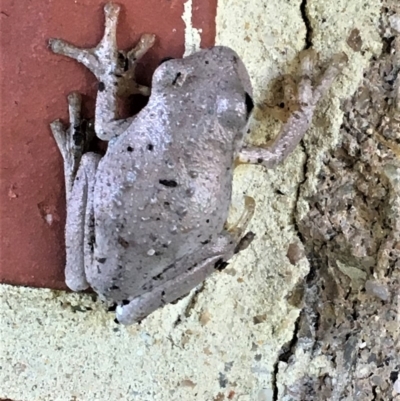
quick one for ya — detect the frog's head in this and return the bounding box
[151,46,254,139]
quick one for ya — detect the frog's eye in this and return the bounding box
[245,92,254,117]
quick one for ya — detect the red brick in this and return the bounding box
[0,0,217,289]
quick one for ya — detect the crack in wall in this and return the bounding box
[271,34,314,401]
[300,0,313,49]
[272,314,302,401]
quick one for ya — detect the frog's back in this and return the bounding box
[88,46,252,300]
[89,112,234,300]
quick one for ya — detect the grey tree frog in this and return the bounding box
[49,3,347,324]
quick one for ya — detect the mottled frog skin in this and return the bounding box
[49,3,347,324]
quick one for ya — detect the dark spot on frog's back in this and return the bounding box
[96,257,107,264]
[118,236,129,248]
[147,143,154,151]
[152,273,163,281]
[98,82,105,91]
[159,179,178,188]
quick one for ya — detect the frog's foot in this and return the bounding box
[49,3,156,140]
[238,50,348,169]
[114,196,256,325]
[50,92,94,199]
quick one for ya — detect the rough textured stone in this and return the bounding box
[277,1,400,400]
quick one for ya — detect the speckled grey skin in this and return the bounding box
[49,3,347,324]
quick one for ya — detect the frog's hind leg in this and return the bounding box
[49,3,155,141]
[65,153,101,291]
[50,93,100,291]
[115,197,256,325]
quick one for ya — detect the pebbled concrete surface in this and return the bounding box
[1,0,394,400]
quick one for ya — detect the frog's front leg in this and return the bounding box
[49,3,155,141]
[238,50,348,168]
[115,197,256,324]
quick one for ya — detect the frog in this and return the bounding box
[49,3,347,324]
